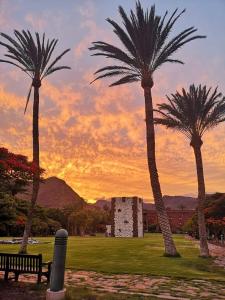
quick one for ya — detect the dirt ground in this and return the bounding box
[0,281,45,300]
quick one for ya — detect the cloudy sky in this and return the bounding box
[0,0,225,202]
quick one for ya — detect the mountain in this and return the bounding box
[95,199,111,209]
[95,195,197,211]
[17,176,85,209]
[163,195,197,210]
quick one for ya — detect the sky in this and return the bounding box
[0,0,225,203]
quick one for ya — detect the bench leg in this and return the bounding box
[37,273,41,284]
[4,271,9,281]
[15,272,19,282]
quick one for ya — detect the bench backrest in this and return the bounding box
[0,253,42,273]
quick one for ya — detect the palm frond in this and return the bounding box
[0,59,30,74]
[42,48,70,78]
[41,39,57,74]
[42,65,71,78]
[89,1,205,85]
[94,65,137,74]
[106,18,137,58]
[89,41,137,68]
[0,30,71,111]
[24,84,33,114]
[90,70,135,84]
[109,75,139,86]
[0,30,70,80]
[156,84,225,141]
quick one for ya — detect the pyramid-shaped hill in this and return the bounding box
[17,176,85,208]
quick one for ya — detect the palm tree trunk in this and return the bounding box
[144,86,178,256]
[19,85,40,254]
[192,144,210,257]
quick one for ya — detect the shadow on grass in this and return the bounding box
[65,287,156,300]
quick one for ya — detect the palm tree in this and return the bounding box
[155,84,225,257]
[89,1,205,255]
[0,30,70,253]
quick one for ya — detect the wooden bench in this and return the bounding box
[0,253,52,283]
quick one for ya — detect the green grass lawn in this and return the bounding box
[0,234,224,281]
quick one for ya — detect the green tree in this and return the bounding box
[0,30,70,253]
[68,209,90,236]
[46,208,67,228]
[85,207,110,234]
[63,202,86,230]
[0,193,16,236]
[89,1,205,255]
[155,84,225,257]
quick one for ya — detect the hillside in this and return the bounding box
[163,195,197,210]
[17,176,85,208]
[95,195,197,211]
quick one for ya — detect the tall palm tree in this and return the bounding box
[0,30,70,253]
[89,1,205,255]
[155,84,225,257]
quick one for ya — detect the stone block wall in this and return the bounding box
[111,197,143,237]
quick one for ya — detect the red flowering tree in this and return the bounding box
[184,193,225,239]
[0,147,44,195]
[204,193,225,237]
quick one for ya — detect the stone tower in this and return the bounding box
[111,197,143,237]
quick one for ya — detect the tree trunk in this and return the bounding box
[79,226,85,237]
[144,87,178,256]
[192,144,210,257]
[19,85,40,254]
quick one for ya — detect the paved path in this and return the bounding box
[65,270,225,299]
[209,243,225,269]
[1,270,224,299]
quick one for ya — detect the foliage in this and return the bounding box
[183,193,225,237]
[0,194,61,236]
[47,208,68,229]
[0,188,110,237]
[0,147,44,196]
[68,205,110,236]
[204,193,225,235]
[182,215,198,237]
[0,193,17,236]
[0,30,71,112]
[89,1,205,86]
[155,84,225,141]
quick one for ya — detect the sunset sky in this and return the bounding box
[0,0,225,203]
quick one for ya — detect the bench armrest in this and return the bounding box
[42,261,52,266]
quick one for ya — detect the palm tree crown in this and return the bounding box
[0,30,70,112]
[155,84,225,145]
[89,1,205,87]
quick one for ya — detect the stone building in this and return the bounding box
[111,197,143,237]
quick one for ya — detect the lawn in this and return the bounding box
[0,234,224,281]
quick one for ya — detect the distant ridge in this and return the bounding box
[95,195,197,210]
[17,176,85,208]
[162,195,197,210]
